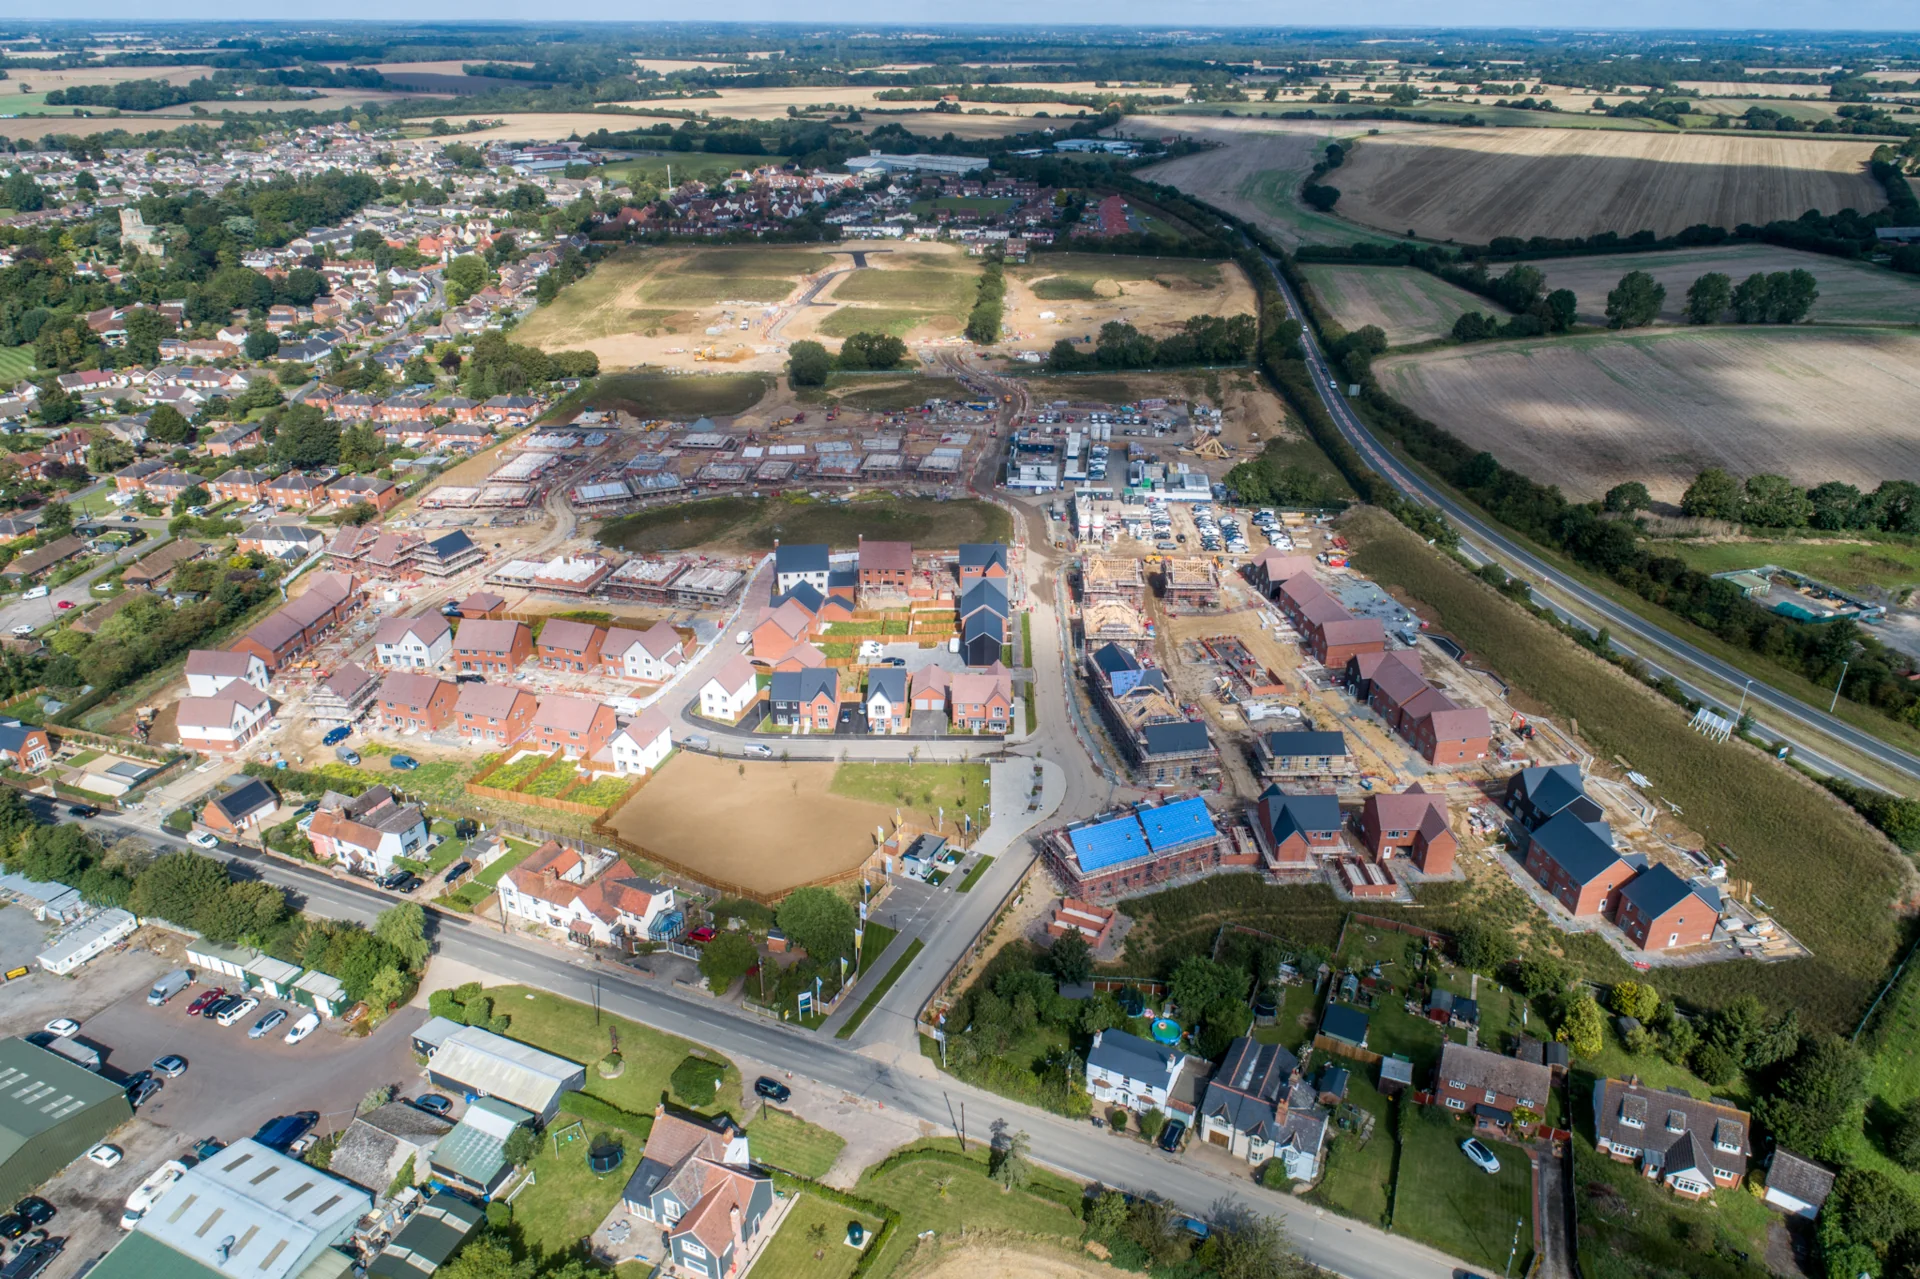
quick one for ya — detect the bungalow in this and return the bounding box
[184,648,268,698]
[1523,811,1645,917]
[199,777,280,837]
[1615,864,1721,954]
[619,1110,774,1279]
[529,694,617,760]
[1594,1078,1749,1200]
[770,668,838,731]
[174,683,273,754]
[1250,785,1343,869]
[1085,1028,1192,1118]
[455,683,538,747]
[607,709,672,777]
[0,720,51,773]
[1198,1037,1326,1180]
[1433,1042,1550,1137]
[122,538,206,590]
[697,655,759,722]
[1358,784,1456,874]
[865,666,909,735]
[601,623,685,683]
[239,522,327,562]
[452,619,532,674]
[374,612,454,669]
[306,785,429,877]
[380,672,460,732]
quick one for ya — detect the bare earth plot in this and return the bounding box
[1002,252,1257,352]
[1334,129,1885,242]
[1517,244,1920,327]
[605,753,889,896]
[1374,328,1920,503]
[781,242,978,348]
[1298,265,1489,345]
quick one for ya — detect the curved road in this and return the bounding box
[1256,249,1920,791]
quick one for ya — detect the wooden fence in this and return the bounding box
[464,748,647,817]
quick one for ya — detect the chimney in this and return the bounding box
[730,1204,742,1244]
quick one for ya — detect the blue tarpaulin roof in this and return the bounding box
[1067,815,1149,872]
[1139,796,1215,850]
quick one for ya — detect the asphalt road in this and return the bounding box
[1256,248,1920,791]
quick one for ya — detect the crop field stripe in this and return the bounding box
[1298,264,1488,346]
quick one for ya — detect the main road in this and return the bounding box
[1255,248,1920,791]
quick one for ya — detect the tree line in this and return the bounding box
[1047,313,1255,371]
[1677,468,1920,533]
[783,331,908,387]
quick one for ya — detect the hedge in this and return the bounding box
[766,1169,901,1279]
[556,1090,653,1140]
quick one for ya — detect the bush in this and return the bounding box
[1137,1109,1165,1142]
[670,1055,727,1107]
[1108,1107,1128,1132]
[557,1090,652,1137]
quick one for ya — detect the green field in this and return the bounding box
[830,761,990,834]
[602,153,781,187]
[833,267,977,311]
[646,273,796,303]
[746,1105,847,1178]
[817,307,951,339]
[0,346,33,383]
[1657,537,1920,592]
[853,1143,1088,1278]
[1017,252,1224,295]
[828,375,973,410]
[1841,952,1920,1202]
[1299,264,1490,346]
[1393,1110,1534,1272]
[598,493,1011,554]
[579,370,772,418]
[751,1193,883,1279]
[909,196,1016,218]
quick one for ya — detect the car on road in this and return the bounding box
[1158,1118,1186,1152]
[753,1077,791,1104]
[321,726,352,747]
[284,1012,320,1045]
[42,1019,78,1038]
[120,514,139,523]
[6,626,30,637]
[1461,1138,1501,1175]
[53,600,72,611]
[443,860,471,882]
[14,1200,52,1230]
[127,1077,161,1108]
[187,831,220,849]
[87,1145,122,1168]
[389,754,418,771]
[66,805,97,818]
[744,743,773,758]
[411,1094,452,1117]
[248,1009,288,1040]
[151,1055,187,1078]
[217,997,261,1028]
[20,587,46,601]
[185,988,225,1016]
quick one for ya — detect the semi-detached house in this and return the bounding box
[535,619,605,671]
[184,649,269,698]
[1433,1042,1551,1138]
[174,683,273,754]
[1085,1027,1197,1118]
[452,619,531,674]
[374,611,453,669]
[380,672,460,732]
[456,683,538,747]
[601,623,685,683]
[529,695,617,761]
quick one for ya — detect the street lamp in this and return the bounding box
[1830,660,1851,714]
[1735,678,1754,719]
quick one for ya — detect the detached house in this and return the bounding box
[306,785,429,876]
[0,721,51,773]
[601,623,684,683]
[948,664,1014,733]
[1358,784,1456,874]
[865,666,909,735]
[607,709,672,777]
[770,668,838,731]
[1434,1043,1551,1138]
[698,656,759,722]
[500,844,678,947]
[1198,1037,1326,1180]
[619,1110,774,1279]
[1085,1028,1196,1118]
[1250,785,1343,869]
[1594,1079,1750,1199]
[375,611,453,669]
[199,777,280,837]
[773,542,831,595]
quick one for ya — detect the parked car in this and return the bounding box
[399,874,424,893]
[411,1094,452,1117]
[443,861,471,882]
[0,1217,25,1242]
[13,1201,51,1229]
[1461,1138,1501,1175]
[6,626,30,637]
[1,1238,63,1279]
[248,1009,288,1040]
[86,1145,122,1169]
[335,747,361,766]
[204,994,243,1020]
[252,1112,318,1153]
[185,988,225,1016]
[1158,1118,1186,1152]
[389,754,419,771]
[147,969,192,1006]
[378,869,410,890]
[753,1077,791,1104]
[42,1020,78,1038]
[65,806,96,819]
[743,744,773,758]
[216,997,260,1028]
[455,673,486,684]
[321,726,352,746]
[687,925,716,945]
[187,831,220,849]
[151,1055,187,1078]
[283,1012,320,1045]
[127,1078,161,1108]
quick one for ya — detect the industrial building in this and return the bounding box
[0,1037,133,1206]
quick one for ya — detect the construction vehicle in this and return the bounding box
[132,706,157,743]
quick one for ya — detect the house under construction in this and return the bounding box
[1082,556,1147,607]
[1161,557,1222,610]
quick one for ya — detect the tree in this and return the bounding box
[1050,928,1093,986]
[698,930,758,993]
[776,885,856,962]
[1453,919,1515,973]
[174,485,210,514]
[1684,272,1732,324]
[359,1084,395,1114]
[1680,467,1742,521]
[1555,991,1605,1059]
[245,327,280,360]
[365,965,406,1012]
[129,851,229,925]
[1742,473,1813,528]
[436,1235,532,1279]
[1757,1034,1867,1158]
[1889,1098,1920,1171]
[1605,270,1666,329]
[502,1125,535,1167]
[1609,981,1660,1023]
[1513,956,1571,1000]
[340,501,378,527]
[1771,268,1819,323]
[1086,1190,1130,1240]
[38,501,72,535]
[1169,955,1243,1018]
[1451,312,1494,342]
[1731,272,1774,324]
[787,340,831,388]
[444,254,489,304]
[988,1121,1030,1191]
[374,903,430,968]
[4,172,44,212]
[1543,288,1578,332]
[669,1054,726,1106]
[271,404,342,468]
[124,308,171,365]
[147,404,191,445]
[836,331,908,371]
[1603,481,1652,514]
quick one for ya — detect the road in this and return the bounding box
[1255,248,1920,791]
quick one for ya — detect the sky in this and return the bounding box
[5,2,1918,29]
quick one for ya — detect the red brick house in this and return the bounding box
[528,694,617,760]
[0,720,51,772]
[1409,700,1491,766]
[535,619,606,672]
[1522,812,1645,917]
[455,682,538,746]
[1434,1043,1551,1136]
[266,472,329,509]
[229,572,360,671]
[211,468,272,505]
[1250,786,1343,869]
[452,619,532,674]
[1313,616,1387,667]
[1358,784,1456,873]
[199,777,280,837]
[948,664,1013,732]
[856,538,913,601]
[380,672,461,732]
[1614,864,1720,953]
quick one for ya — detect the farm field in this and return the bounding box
[1373,327,1920,502]
[609,84,1100,118]
[1332,128,1886,242]
[1298,264,1490,345]
[573,370,773,419]
[603,753,892,896]
[815,307,958,340]
[1515,243,1920,327]
[599,493,1011,554]
[829,265,977,310]
[600,152,773,187]
[1001,251,1257,353]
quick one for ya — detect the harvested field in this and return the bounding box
[1333,128,1885,242]
[612,85,1100,118]
[1675,80,1834,97]
[1298,264,1489,345]
[1002,251,1257,354]
[1517,244,1920,327]
[604,754,888,897]
[1374,327,1920,503]
[0,114,201,141]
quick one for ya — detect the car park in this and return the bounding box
[217,997,260,1027]
[283,1012,320,1044]
[1461,1138,1501,1175]
[42,1019,78,1038]
[248,1009,288,1040]
[753,1077,791,1104]
[411,1094,452,1116]
[151,1055,187,1078]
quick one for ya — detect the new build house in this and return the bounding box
[380,672,461,732]
[375,612,454,669]
[698,656,759,722]
[602,623,685,682]
[184,649,268,698]
[452,619,532,674]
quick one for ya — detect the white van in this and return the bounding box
[21,586,48,600]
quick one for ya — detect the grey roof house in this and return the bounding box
[1196,1037,1327,1179]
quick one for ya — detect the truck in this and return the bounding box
[44,1037,100,1072]
[147,969,193,1006]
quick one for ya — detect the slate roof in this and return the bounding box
[1528,811,1632,886]
[1768,1150,1836,1210]
[1262,730,1348,758]
[1256,784,1342,847]
[770,667,837,705]
[1141,720,1211,757]
[774,543,830,575]
[1617,863,1720,921]
[1200,1037,1297,1140]
[1087,1028,1182,1089]
[1321,1004,1368,1046]
[958,543,1009,573]
[867,666,908,705]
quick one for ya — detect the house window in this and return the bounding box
[1445,1098,1466,1111]
[1484,1090,1498,1104]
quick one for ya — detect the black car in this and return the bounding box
[443,861,471,882]
[66,805,97,818]
[399,874,424,893]
[455,673,486,685]
[753,1077,791,1104]
[412,1094,452,1117]
[378,869,410,890]
[0,1216,24,1242]
[0,1239,62,1279]
[202,995,241,1020]
[14,1200,52,1229]
[1158,1118,1186,1153]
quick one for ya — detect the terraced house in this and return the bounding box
[528,694,617,760]
[375,612,453,669]
[230,571,361,671]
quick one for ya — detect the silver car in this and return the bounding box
[249,1008,289,1040]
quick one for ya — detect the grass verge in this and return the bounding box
[836,938,924,1040]
[747,1106,848,1179]
[954,856,994,894]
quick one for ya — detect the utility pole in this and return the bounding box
[1831,660,1851,713]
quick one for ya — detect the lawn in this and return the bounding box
[646,274,798,304]
[1393,1106,1533,1273]
[853,1142,1088,1278]
[829,762,991,836]
[816,307,942,340]
[0,346,33,383]
[836,938,923,1040]
[572,771,640,807]
[750,1192,881,1279]
[1655,536,1920,593]
[834,267,977,311]
[909,196,1016,218]
[1304,1073,1397,1225]
[579,370,772,420]
[601,154,784,187]
[597,494,1011,556]
[745,1105,847,1179]
[476,836,541,888]
[857,923,897,977]
[954,857,993,893]
[1841,951,1920,1201]
[1252,983,1320,1054]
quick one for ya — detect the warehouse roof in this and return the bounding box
[426,1027,583,1115]
[135,1139,370,1279]
[0,1037,130,1165]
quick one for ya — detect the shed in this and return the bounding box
[1765,1149,1836,1220]
[424,1026,585,1122]
[187,940,260,982]
[1378,1056,1415,1095]
[369,1193,485,1279]
[245,955,303,1000]
[292,969,348,1018]
[411,1016,466,1057]
[1320,1004,1369,1050]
